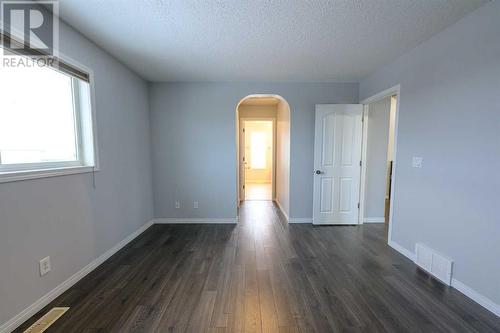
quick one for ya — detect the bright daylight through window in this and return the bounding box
[250,132,267,169]
[0,55,95,178]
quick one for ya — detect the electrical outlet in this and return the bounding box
[39,256,51,276]
[175,201,180,209]
[194,201,199,209]
[412,156,423,168]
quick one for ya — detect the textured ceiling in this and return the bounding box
[58,0,488,82]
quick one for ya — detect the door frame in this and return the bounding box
[239,117,277,201]
[359,84,401,245]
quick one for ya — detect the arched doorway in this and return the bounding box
[235,94,291,221]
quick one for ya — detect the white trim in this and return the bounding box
[0,160,82,173]
[51,48,100,171]
[388,240,499,318]
[274,199,289,222]
[288,218,312,224]
[363,217,385,223]
[0,220,154,333]
[451,279,500,317]
[388,240,416,261]
[0,165,96,183]
[360,85,400,105]
[360,85,401,248]
[0,50,100,180]
[358,105,369,224]
[154,218,238,224]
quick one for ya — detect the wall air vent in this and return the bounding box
[415,243,453,285]
[23,307,69,333]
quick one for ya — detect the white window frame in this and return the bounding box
[0,53,99,183]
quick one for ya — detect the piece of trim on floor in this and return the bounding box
[0,220,154,333]
[153,218,238,224]
[451,279,500,317]
[288,218,313,224]
[363,217,385,223]
[274,199,289,222]
[388,239,500,318]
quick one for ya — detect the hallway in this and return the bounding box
[15,202,500,332]
[244,183,272,201]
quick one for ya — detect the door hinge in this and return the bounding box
[359,160,362,167]
[243,128,245,132]
[358,202,360,209]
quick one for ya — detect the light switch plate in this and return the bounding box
[175,201,180,209]
[39,256,51,276]
[193,201,199,209]
[412,156,423,168]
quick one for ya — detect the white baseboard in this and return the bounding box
[388,239,416,261]
[388,239,499,318]
[153,217,237,224]
[0,220,154,333]
[288,218,313,224]
[451,279,500,317]
[363,217,385,223]
[274,200,289,222]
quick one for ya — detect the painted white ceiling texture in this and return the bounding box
[58,0,488,82]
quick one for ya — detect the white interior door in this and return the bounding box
[313,104,363,225]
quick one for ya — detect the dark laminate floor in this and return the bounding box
[16,201,500,332]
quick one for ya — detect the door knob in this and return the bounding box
[315,170,322,175]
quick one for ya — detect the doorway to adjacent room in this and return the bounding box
[235,94,291,220]
[242,120,273,200]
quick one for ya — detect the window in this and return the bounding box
[0,54,96,181]
[250,132,267,169]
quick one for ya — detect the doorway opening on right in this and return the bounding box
[361,94,398,234]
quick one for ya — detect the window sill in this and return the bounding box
[0,165,97,184]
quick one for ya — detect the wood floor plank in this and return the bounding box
[256,269,280,333]
[13,201,500,333]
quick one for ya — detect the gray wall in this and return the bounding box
[360,1,500,305]
[149,82,358,219]
[364,97,390,220]
[0,20,153,325]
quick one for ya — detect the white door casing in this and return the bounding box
[239,121,246,201]
[313,104,363,225]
